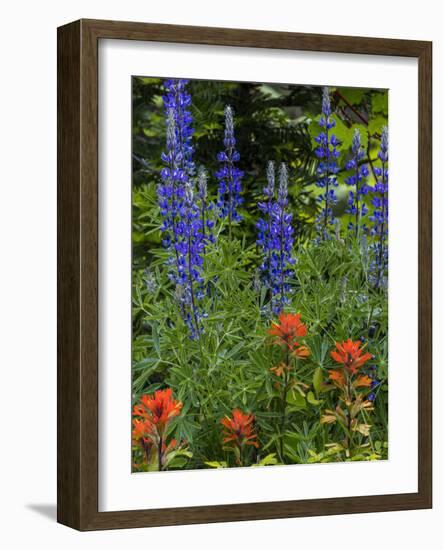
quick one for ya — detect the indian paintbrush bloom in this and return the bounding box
[268,311,309,462]
[268,163,295,314]
[328,339,373,388]
[345,128,370,236]
[221,409,259,450]
[369,126,389,288]
[268,312,310,359]
[314,87,340,240]
[216,105,244,233]
[133,388,183,436]
[322,340,375,453]
[132,388,184,470]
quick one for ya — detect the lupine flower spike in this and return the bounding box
[197,166,215,245]
[162,79,195,175]
[256,161,276,293]
[314,87,340,240]
[345,128,369,237]
[158,108,186,268]
[159,79,207,339]
[369,126,389,289]
[216,105,244,236]
[176,180,206,339]
[269,163,295,314]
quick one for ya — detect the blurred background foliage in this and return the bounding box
[133,77,388,256]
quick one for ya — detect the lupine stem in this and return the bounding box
[315,87,340,241]
[187,230,201,338]
[216,105,243,231]
[375,160,388,288]
[322,123,331,240]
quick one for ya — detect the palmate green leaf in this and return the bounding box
[165,449,193,469]
[252,453,279,467]
[307,391,322,406]
[286,389,306,409]
[371,91,388,116]
[368,115,387,135]
[337,87,366,106]
[205,461,228,468]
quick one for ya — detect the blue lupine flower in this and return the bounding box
[158,108,187,260]
[256,161,276,291]
[268,163,295,314]
[369,126,389,288]
[216,105,244,235]
[345,128,370,236]
[173,180,206,339]
[159,79,206,338]
[197,166,215,245]
[143,268,158,294]
[314,87,340,240]
[162,79,195,176]
[367,366,380,402]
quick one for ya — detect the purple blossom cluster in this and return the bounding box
[174,181,206,338]
[257,162,295,314]
[216,105,244,234]
[162,79,195,176]
[369,126,389,288]
[345,128,370,236]
[158,79,206,338]
[314,87,340,240]
[197,167,215,245]
[256,161,276,291]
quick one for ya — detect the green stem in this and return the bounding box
[279,347,290,461]
[158,437,163,471]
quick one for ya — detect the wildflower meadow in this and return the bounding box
[131,78,389,472]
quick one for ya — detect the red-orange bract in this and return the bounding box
[132,418,154,444]
[328,339,373,387]
[221,409,259,449]
[330,339,372,374]
[268,312,310,358]
[133,388,183,437]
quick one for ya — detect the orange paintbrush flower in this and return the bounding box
[354,375,373,388]
[292,342,310,359]
[132,417,154,444]
[271,362,292,377]
[328,369,346,387]
[221,409,259,449]
[268,313,310,357]
[330,339,372,375]
[133,388,183,436]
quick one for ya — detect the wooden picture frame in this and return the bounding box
[57,19,432,531]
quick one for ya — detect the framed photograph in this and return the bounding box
[57,19,432,530]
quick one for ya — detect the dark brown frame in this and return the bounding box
[57,18,432,531]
